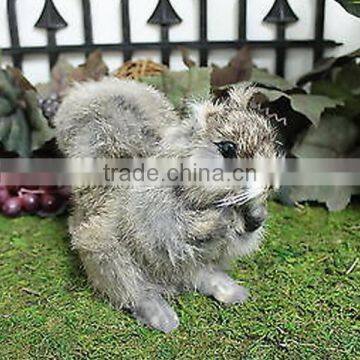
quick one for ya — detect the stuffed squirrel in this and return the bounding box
[55,78,276,332]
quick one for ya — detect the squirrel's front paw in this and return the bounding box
[196,270,250,305]
[216,283,249,304]
[132,294,179,333]
[244,203,267,233]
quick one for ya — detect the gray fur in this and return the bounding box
[54,78,276,332]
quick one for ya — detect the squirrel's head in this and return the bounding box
[190,84,276,159]
[164,84,278,209]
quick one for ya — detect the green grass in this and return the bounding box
[0,202,359,359]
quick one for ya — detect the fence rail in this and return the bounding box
[2,0,342,76]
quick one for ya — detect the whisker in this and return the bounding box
[216,192,250,207]
[219,192,249,204]
[216,186,265,208]
[217,193,247,205]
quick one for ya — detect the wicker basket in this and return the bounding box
[114,60,167,80]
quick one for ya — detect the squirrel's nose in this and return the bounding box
[244,203,267,232]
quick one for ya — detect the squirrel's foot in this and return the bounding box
[196,270,249,305]
[244,202,268,233]
[132,294,179,333]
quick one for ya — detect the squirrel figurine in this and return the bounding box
[54,78,276,333]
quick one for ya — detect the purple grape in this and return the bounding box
[21,193,40,213]
[2,197,22,217]
[22,186,39,190]
[39,186,58,193]
[39,93,61,125]
[57,186,72,199]
[7,186,19,196]
[40,193,61,213]
[0,188,10,205]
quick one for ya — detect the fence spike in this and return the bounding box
[122,0,132,61]
[263,0,299,24]
[314,0,326,63]
[148,0,181,66]
[2,0,341,76]
[82,0,93,56]
[35,0,68,30]
[6,0,23,69]
[148,0,182,26]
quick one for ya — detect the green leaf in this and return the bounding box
[0,97,14,117]
[297,48,360,86]
[334,0,360,18]
[311,80,352,101]
[23,91,55,151]
[0,68,54,156]
[334,62,360,95]
[255,88,288,103]
[290,95,343,126]
[0,116,12,140]
[0,69,21,103]
[312,81,360,119]
[284,113,359,212]
[7,111,31,156]
[140,67,211,109]
[0,110,31,156]
[0,91,54,156]
[258,88,343,126]
[311,62,360,118]
[250,67,294,91]
[292,115,358,158]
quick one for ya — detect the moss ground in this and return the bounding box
[0,203,359,359]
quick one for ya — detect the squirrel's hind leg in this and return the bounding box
[131,293,179,333]
[80,249,179,333]
[195,269,249,305]
[80,249,144,308]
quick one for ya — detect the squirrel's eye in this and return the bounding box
[215,141,237,158]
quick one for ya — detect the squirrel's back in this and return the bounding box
[54,77,179,157]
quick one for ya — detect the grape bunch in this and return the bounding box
[0,185,71,218]
[38,93,61,126]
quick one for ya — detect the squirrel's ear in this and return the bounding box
[190,101,222,130]
[228,83,257,109]
[212,88,231,104]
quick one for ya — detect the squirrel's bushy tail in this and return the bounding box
[54,77,179,158]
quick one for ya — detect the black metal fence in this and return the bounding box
[3,0,341,77]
